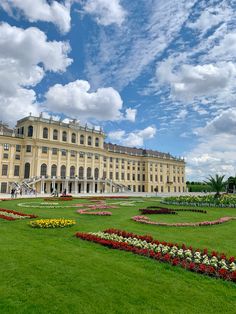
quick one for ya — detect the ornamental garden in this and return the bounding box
[1,194,236,313]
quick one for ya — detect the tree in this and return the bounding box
[204,174,227,198]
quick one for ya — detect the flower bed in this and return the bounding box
[77,209,112,216]
[146,206,207,214]
[139,208,177,215]
[75,229,236,283]
[29,218,76,228]
[0,208,37,220]
[132,215,236,227]
[17,202,73,208]
[163,195,236,207]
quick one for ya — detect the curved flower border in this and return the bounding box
[75,229,236,283]
[132,215,236,227]
[0,208,37,220]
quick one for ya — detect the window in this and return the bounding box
[16,144,21,152]
[80,134,84,144]
[110,157,113,162]
[70,166,75,178]
[87,167,92,179]
[137,174,140,181]
[95,154,99,160]
[14,165,20,176]
[116,172,119,180]
[42,147,48,154]
[3,153,8,159]
[71,150,76,157]
[53,129,58,140]
[132,174,135,181]
[2,165,8,176]
[62,131,67,142]
[24,163,30,178]
[79,167,84,179]
[79,152,84,158]
[95,137,99,147]
[127,173,130,180]
[26,145,31,153]
[87,136,92,146]
[160,175,163,182]
[1,182,7,193]
[94,168,99,180]
[121,173,125,180]
[28,126,33,137]
[61,149,66,156]
[51,165,57,177]
[71,133,76,143]
[109,172,113,180]
[15,154,20,160]
[52,148,58,155]
[61,165,66,178]
[142,174,145,181]
[43,127,48,139]
[4,144,9,151]
[103,171,106,179]
[40,164,47,176]
[133,186,136,192]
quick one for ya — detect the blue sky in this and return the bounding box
[0,0,236,181]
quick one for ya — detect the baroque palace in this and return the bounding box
[0,115,186,194]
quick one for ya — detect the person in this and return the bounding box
[20,188,23,196]
[14,189,17,198]
[11,188,15,199]
[63,188,67,196]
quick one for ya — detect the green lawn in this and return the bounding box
[0,197,236,314]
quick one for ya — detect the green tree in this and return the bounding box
[204,174,227,198]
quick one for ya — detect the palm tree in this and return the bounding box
[204,174,227,198]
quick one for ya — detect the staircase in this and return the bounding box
[106,179,131,192]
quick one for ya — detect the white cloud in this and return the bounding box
[186,108,236,180]
[0,23,72,123]
[83,0,126,26]
[188,3,232,35]
[157,61,236,101]
[124,108,136,122]
[85,0,197,89]
[44,79,134,122]
[108,126,156,147]
[0,0,71,33]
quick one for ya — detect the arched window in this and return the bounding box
[80,134,84,145]
[28,126,33,137]
[87,167,92,179]
[87,136,92,146]
[24,162,30,178]
[95,137,99,147]
[53,129,58,140]
[60,165,66,178]
[71,133,76,143]
[94,168,99,180]
[43,127,48,139]
[70,166,75,178]
[51,164,57,177]
[79,167,84,179]
[40,163,47,176]
[62,131,67,142]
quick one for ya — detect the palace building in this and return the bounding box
[0,115,186,194]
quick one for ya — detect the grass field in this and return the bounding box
[0,197,236,314]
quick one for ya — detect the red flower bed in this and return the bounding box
[0,208,37,220]
[44,197,73,201]
[146,206,207,213]
[139,208,177,215]
[75,229,236,283]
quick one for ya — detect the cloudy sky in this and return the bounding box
[0,0,236,181]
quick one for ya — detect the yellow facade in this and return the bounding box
[0,115,186,194]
